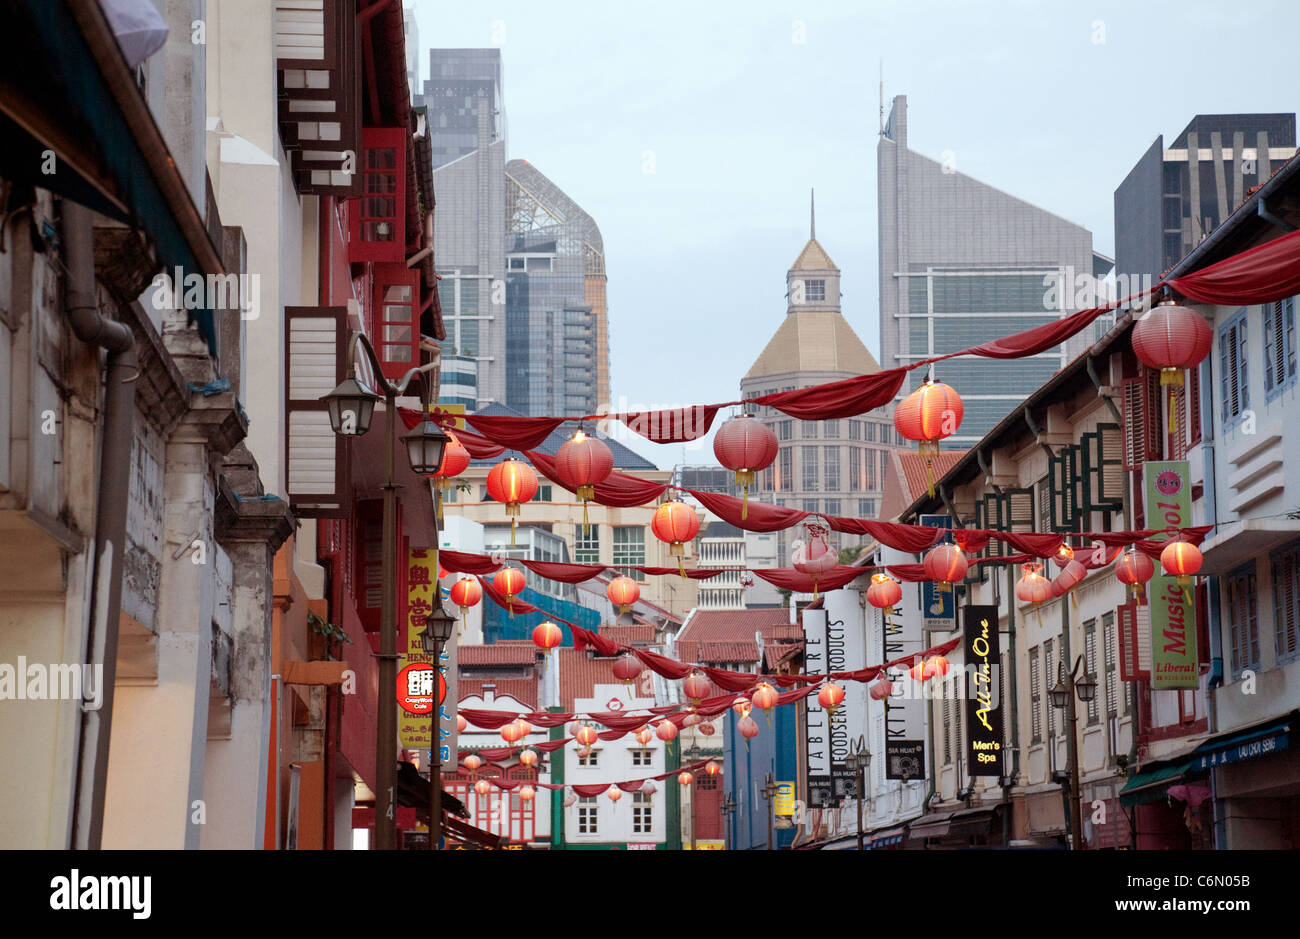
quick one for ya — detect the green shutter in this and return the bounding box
[1080,422,1124,513]
[1048,445,1080,532]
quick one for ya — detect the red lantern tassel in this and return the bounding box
[1168,386,1177,434]
[511,515,517,546]
[742,485,749,521]
[678,556,686,578]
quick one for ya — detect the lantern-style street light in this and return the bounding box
[321,331,446,850]
[721,791,737,851]
[420,604,457,850]
[1050,655,1098,850]
[760,771,779,851]
[844,735,872,851]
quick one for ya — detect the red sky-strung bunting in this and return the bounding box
[1165,227,1300,305]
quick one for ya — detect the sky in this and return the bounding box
[409,0,1300,467]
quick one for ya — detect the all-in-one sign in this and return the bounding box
[963,605,1003,777]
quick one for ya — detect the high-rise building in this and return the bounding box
[504,158,609,416]
[421,49,507,407]
[743,198,899,565]
[1114,113,1296,283]
[403,6,418,97]
[877,95,1102,446]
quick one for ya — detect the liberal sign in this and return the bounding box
[1143,461,1198,690]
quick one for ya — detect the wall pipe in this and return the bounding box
[64,199,137,850]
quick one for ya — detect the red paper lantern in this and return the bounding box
[563,791,578,808]
[554,428,614,524]
[682,712,700,728]
[678,771,694,786]
[606,786,622,803]
[732,696,751,718]
[866,573,903,615]
[1161,541,1202,585]
[429,430,470,485]
[682,670,711,704]
[752,682,779,711]
[793,528,838,599]
[493,567,527,616]
[474,779,491,795]
[1052,543,1075,569]
[456,714,468,733]
[738,716,760,740]
[652,500,700,575]
[818,682,845,716]
[635,728,654,745]
[532,620,563,654]
[566,720,583,738]
[500,721,525,746]
[575,724,599,748]
[519,785,535,803]
[894,378,964,494]
[655,719,678,741]
[1052,559,1087,596]
[1115,548,1155,600]
[486,458,538,544]
[612,652,642,686]
[606,575,640,613]
[712,415,779,519]
[449,577,481,618]
[462,753,482,772]
[698,722,716,736]
[925,655,951,679]
[923,543,968,583]
[869,677,893,701]
[1016,562,1053,605]
[519,748,538,767]
[705,760,721,776]
[1132,300,1213,387]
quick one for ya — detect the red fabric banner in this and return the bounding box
[519,559,609,584]
[612,406,723,443]
[440,549,502,576]
[830,518,947,552]
[465,414,564,452]
[689,488,808,532]
[633,648,696,681]
[754,565,866,593]
[753,369,908,420]
[528,450,671,507]
[1167,228,1300,305]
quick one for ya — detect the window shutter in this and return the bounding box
[285,305,350,517]
[349,127,407,263]
[1121,377,1146,471]
[1196,581,1210,667]
[1169,383,1188,461]
[1049,445,1080,532]
[373,264,422,381]
[1080,423,1123,513]
[1004,488,1035,533]
[356,500,383,631]
[1116,600,1149,681]
[1188,361,1203,447]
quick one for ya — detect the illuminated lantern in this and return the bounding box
[449,577,482,622]
[641,781,658,796]
[566,720,584,738]
[1160,541,1202,586]
[712,414,779,519]
[1016,562,1053,605]
[532,620,563,655]
[1115,548,1155,600]
[751,682,779,711]
[463,753,482,772]
[705,760,721,777]
[519,785,535,803]
[493,567,527,617]
[1052,559,1087,599]
[554,428,614,529]
[474,779,491,796]
[1132,299,1213,387]
[612,652,642,688]
[909,659,927,682]
[893,378,964,495]
[429,431,470,506]
[924,655,951,679]
[606,575,641,615]
[817,682,845,717]
[635,728,654,746]
[869,677,893,701]
[456,714,468,733]
[732,696,751,718]
[651,500,700,576]
[500,721,525,746]
[738,716,760,741]
[486,458,539,545]
[1052,543,1075,569]
[678,771,694,787]
[792,528,838,600]
[698,722,716,736]
[866,573,903,616]
[682,670,711,705]
[607,787,622,803]
[575,724,599,748]
[923,543,968,583]
[563,791,578,808]
[519,748,538,768]
[655,719,678,741]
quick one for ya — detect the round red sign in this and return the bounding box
[396,663,444,715]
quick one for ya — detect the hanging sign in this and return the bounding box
[963,605,1003,777]
[802,607,833,808]
[825,589,867,801]
[881,544,925,780]
[400,548,439,747]
[397,662,441,715]
[1143,461,1198,690]
[919,514,955,631]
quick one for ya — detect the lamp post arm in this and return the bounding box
[344,330,439,401]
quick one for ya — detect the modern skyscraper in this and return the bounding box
[877,95,1102,446]
[403,6,418,97]
[1114,113,1296,283]
[503,158,609,416]
[420,49,507,407]
[744,197,900,564]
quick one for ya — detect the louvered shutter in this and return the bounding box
[356,500,383,631]
[1004,488,1035,533]
[1080,423,1123,513]
[1169,383,1188,461]
[1049,445,1080,532]
[1188,361,1203,447]
[286,306,350,517]
[1116,600,1151,681]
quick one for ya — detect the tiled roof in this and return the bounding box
[685,639,759,665]
[598,625,656,646]
[458,678,537,711]
[459,644,539,667]
[764,641,804,670]
[881,449,967,521]
[557,647,625,712]
[469,402,658,471]
[677,608,794,644]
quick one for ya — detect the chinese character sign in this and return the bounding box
[400,548,440,748]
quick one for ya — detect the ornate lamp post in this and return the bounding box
[322,332,449,850]
[1050,655,1098,850]
[760,771,779,851]
[685,738,700,850]
[844,735,872,851]
[420,604,457,849]
[721,791,737,851]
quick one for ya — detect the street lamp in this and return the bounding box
[844,735,872,851]
[721,791,737,852]
[1050,654,1098,850]
[760,771,779,851]
[420,604,457,850]
[685,738,701,851]
[322,332,443,851]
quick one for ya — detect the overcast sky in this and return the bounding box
[409,0,1299,466]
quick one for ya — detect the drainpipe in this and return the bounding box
[1195,352,1226,849]
[64,200,138,850]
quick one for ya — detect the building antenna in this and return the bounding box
[878,59,884,135]
[810,188,815,240]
